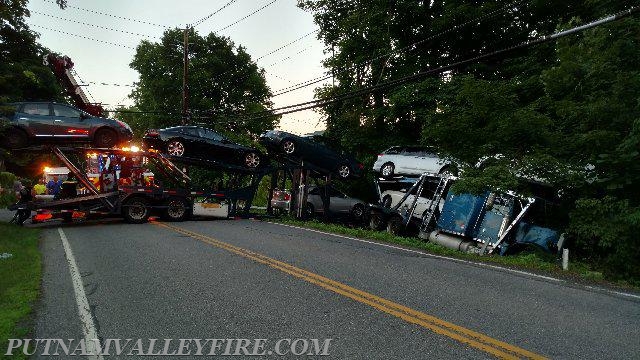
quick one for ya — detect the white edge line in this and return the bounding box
[267,222,640,300]
[58,228,104,360]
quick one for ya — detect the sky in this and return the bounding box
[25,0,330,135]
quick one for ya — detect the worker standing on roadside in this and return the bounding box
[47,175,61,196]
[33,178,47,195]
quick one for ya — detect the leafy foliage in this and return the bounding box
[126,28,278,140]
[0,0,62,103]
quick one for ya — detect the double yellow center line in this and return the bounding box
[155,222,547,360]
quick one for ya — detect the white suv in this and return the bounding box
[373,146,451,178]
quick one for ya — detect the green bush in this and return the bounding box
[0,172,17,188]
[567,197,640,284]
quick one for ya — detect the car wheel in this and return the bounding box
[382,195,392,208]
[161,197,189,222]
[93,128,118,148]
[387,215,405,236]
[1,128,29,149]
[351,204,365,220]
[304,202,314,218]
[281,139,296,155]
[167,139,186,157]
[244,152,261,168]
[380,162,395,178]
[369,212,387,231]
[337,164,351,178]
[123,197,150,224]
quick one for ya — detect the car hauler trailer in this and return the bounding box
[9,146,192,225]
[369,173,454,236]
[171,155,354,222]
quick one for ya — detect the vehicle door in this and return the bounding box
[328,187,352,213]
[17,103,54,137]
[399,146,424,173]
[51,104,91,139]
[203,129,236,162]
[414,147,440,174]
[311,136,342,170]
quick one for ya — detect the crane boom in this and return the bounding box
[44,53,105,117]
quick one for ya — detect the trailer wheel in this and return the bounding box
[304,202,315,219]
[369,212,386,231]
[123,197,150,223]
[387,215,405,236]
[162,197,189,222]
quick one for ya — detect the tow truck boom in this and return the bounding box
[44,53,104,117]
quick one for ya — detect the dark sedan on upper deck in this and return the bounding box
[142,126,263,168]
[259,130,363,178]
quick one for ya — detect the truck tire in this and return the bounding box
[386,215,405,236]
[161,197,190,222]
[369,212,386,231]
[123,197,150,224]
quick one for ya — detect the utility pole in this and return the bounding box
[182,26,190,125]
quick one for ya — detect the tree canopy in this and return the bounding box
[0,0,62,103]
[125,28,278,140]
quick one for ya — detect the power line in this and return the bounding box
[256,30,318,60]
[86,82,136,87]
[264,46,311,68]
[237,6,640,122]
[31,24,136,49]
[270,0,528,98]
[192,0,239,27]
[41,0,172,28]
[216,0,279,33]
[32,11,160,39]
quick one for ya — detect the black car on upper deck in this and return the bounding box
[0,102,133,149]
[259,130,363,178]
[142,126,264,168]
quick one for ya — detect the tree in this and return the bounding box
[128,28,278,141]
[0,0,62,103]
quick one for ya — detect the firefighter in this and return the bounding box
[58,172,78,199]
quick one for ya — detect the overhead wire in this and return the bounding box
[226,6,640,123]
[30,24,136,49]
[192,0,240,27]
[31,11,160,39]
[256,30,318,60]
[216,0,279,33]
[270,0,528,97]
[41,0,172,28]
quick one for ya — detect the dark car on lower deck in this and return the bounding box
[143,126,264,168]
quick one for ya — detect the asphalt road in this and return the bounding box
[19,216,640,359]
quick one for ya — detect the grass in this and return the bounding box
[271,217,638,290]
[0,223,41,360]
